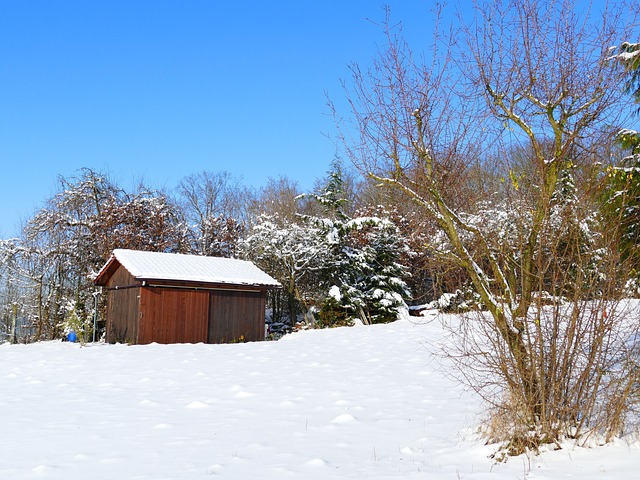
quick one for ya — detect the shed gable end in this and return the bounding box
[105,263,141,344]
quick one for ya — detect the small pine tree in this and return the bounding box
[61,300,93,344]
[615,42,640,113]
[601,140,640,274]
[335,217,411,324]
[304,163,411,326]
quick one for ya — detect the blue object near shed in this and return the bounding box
[67,330,77,343]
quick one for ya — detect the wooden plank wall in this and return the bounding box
[138,287,209,344]
[105,266,140,344]
[209,290,265,343]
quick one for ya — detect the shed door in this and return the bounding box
[106,286,139,344]
[139,287,209,344]
[209,290,265,343]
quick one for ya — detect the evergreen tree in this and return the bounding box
[603,42,640,276]
[616,42,640,114]
[306,163,411,326]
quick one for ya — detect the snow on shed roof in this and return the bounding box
[97,249,280,287]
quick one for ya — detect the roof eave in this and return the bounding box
[136,277,281,291]
[94,255,121,286]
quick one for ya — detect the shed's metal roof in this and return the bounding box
[97,249,280,287]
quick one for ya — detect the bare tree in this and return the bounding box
[176,171,249,256]
[335,0,640,453]
[1,169,187,341]
[248,176,304,224]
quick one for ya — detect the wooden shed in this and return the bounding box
[94,249,280,344]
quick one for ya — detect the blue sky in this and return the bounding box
[0,0,427,237]
[0,1,632,237]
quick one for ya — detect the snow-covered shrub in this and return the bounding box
[240,214,330,326]
[428,289,482,313]
[623,278,640,298]
[315,292,352,328]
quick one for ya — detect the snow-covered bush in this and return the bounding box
[427,289,482,313]
[240,214,330,326]
[316,291,351,328]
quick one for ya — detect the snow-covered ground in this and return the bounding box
[1,313,638,479]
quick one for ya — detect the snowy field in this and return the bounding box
[1,313,639,479]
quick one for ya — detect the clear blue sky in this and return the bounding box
[0,1,630,238]
[0,0,438,238]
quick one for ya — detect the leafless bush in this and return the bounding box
[443,214,640,455]
[335,0,640,454]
